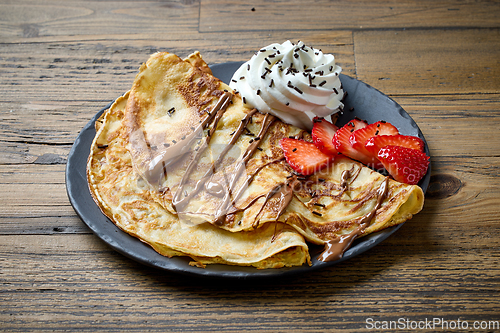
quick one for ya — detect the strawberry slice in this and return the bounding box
[346,117,369,130]
[333,117,368,161]
[365,135,425,158]
[312,117,339,155]
[349,121,399,168]
[279,138,333,176]
[377,145,430,185]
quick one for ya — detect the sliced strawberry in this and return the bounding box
[348,117,369,130]
[279,138,333,176]
[312,117,339,155]
[365,135,425,158]
[377,145,430,185]
[348,121,399,168]
[333,117,368,161]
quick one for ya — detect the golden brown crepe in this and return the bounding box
[87,92,310,268]
[87,51,424,267]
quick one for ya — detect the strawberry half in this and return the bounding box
[349,121,399,168]
[365,134,425,158]
[279,138,333,176]
[312,117,339,155]
[333,117,368,161]
[377,145,430,185]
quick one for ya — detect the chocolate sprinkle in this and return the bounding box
[293,87,303,94]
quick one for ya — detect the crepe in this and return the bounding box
[87,91,310,268]
[87,51,425,267]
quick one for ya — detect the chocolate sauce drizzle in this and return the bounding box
[318,176,389,262]
[161,91,279,226]
[137,91,390,264]
[140,92,233,185]
[252,175,297,229]
[337,165,361,197]
[172,99,256,210]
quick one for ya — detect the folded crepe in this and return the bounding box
[87,51,424,267]
[87,90,310,268]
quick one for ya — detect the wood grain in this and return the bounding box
[0,0,200,40]
[1,0,499,331]
[354,29,500,95]
[199,0,500,32]
[1,233,498,331]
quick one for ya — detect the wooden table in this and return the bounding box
[1,1,499,331]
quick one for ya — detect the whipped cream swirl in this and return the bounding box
[229,40,345,129]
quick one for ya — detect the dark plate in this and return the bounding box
[66,61,430,280]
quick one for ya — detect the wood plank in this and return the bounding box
[1,234,498,331]
[199,0,500,32]
[0,141,72,164]
[0,0,200,40]
[0,164,77,219]
[354,29,500,95]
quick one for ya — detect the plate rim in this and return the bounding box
[65,61,430,280]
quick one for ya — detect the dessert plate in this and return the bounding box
[66,61,430,280]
